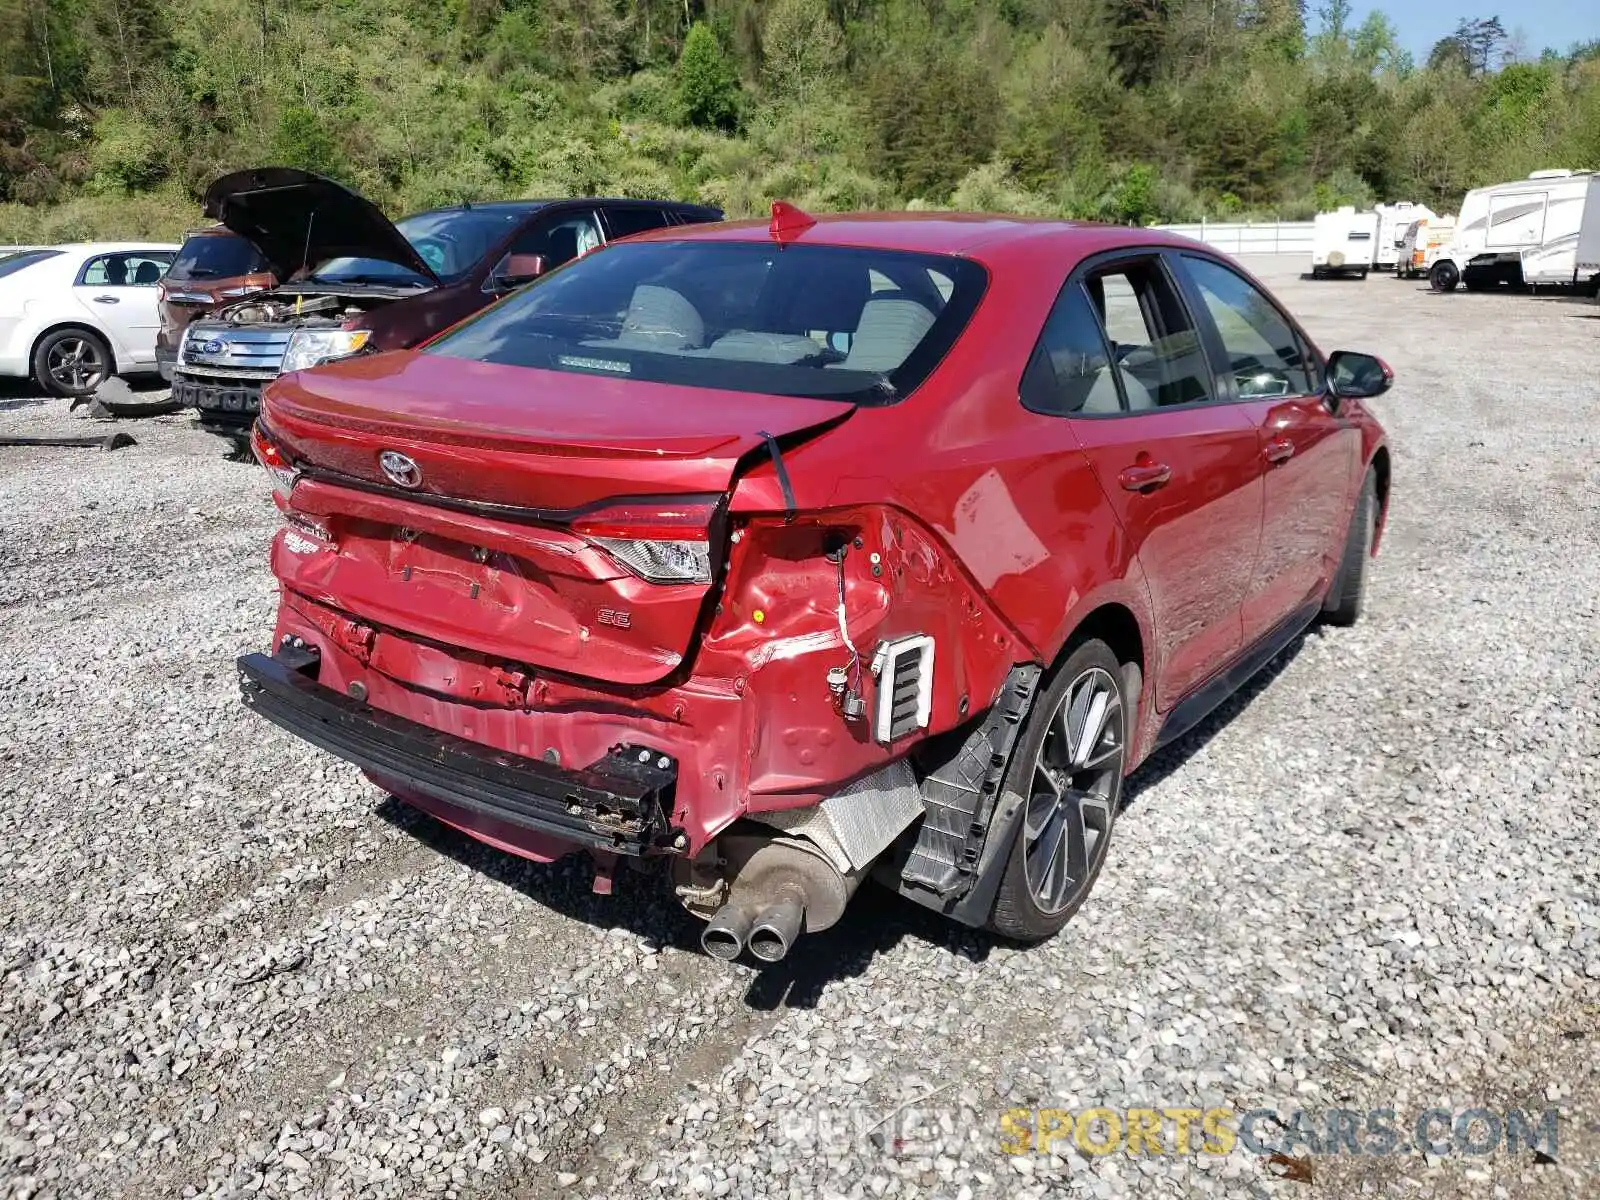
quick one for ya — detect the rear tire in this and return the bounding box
[32,327,112,398]
[988,639,1128,942]
[1430,261,1460,292]
[1322,471,1377,627]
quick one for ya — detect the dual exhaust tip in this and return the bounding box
[701,890,805,963]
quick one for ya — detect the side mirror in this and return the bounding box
[1326,350,1393,400]
[492,253,545,291]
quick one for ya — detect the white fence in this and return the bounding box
[1153,221,1314,256]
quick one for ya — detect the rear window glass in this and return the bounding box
[0,249,63,280]
[426,241,987,406]
[169,233,269,281]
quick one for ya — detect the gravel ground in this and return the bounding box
[0,257,1597,1199]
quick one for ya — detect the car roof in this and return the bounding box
[410,200,550,217]
[45,242,182,253]
[615,211,1187,258]
[404,198,719,219]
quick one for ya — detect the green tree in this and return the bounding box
[80,0,171,106]
[761,0,844,102]
[998,25,1111,189]
[676,21,739,131]
[1107,163,1159,223]
[1180,74,1284,205]
[88,108,166,191]
[1309,0,1352,62]
[865,46,999,198]
[1244,0,1306,63]
[271,104,346,180]
[1351,12,1402,73]
[1107,0,1169,86]
[1431,16,1505,76]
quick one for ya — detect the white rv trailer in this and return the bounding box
[1374,201,1436,269]
[1429,169,1597,292]
[1311,207,1378,279]
[1576,175,1600,287]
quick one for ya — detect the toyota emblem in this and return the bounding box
[378,450,423,489]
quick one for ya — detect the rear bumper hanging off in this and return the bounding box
[237,650,680,855]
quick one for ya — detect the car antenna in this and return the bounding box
[769,200,815,248]
[301,208,316,279]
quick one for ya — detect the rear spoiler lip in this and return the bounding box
[292,459,728,531]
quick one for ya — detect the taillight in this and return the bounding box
[571,498,717,585]
[250,422,300,501]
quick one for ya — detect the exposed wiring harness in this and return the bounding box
[836,550,862,693]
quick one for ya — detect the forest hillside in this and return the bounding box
[1,0,1597,240]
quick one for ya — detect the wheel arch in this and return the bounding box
[30,321,120,375]
[1054,598,1155,769]
[1368,444,1391,552]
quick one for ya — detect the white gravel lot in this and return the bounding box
[0,257,1597,1200]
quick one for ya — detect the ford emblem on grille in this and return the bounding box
[379,450,423,489]
[200,338,226,355]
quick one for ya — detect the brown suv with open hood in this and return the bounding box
[156,226,278,381]
[172,167,721,450]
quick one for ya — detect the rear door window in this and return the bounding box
[78,252,174,287]
[1079,259,1214,410]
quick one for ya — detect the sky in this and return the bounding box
[1345,0,1600,61]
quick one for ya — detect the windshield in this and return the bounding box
[169,233,269,281]
[309,208,527,286]
[425,241,987,406]
[0,249,64,281]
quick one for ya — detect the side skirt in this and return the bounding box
[1153,599,1321,752]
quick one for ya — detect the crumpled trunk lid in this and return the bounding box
[263,352,852,688]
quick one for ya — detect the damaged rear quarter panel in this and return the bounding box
[695,508,1023,812]
[724,232,1159,754]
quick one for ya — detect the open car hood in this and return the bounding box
[201,167,439,284]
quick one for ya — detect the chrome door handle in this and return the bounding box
[1264,437,1294,465]
[1118,461,1172,492]
[93,295,120,304]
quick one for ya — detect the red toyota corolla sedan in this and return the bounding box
[238,205,1392,962]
